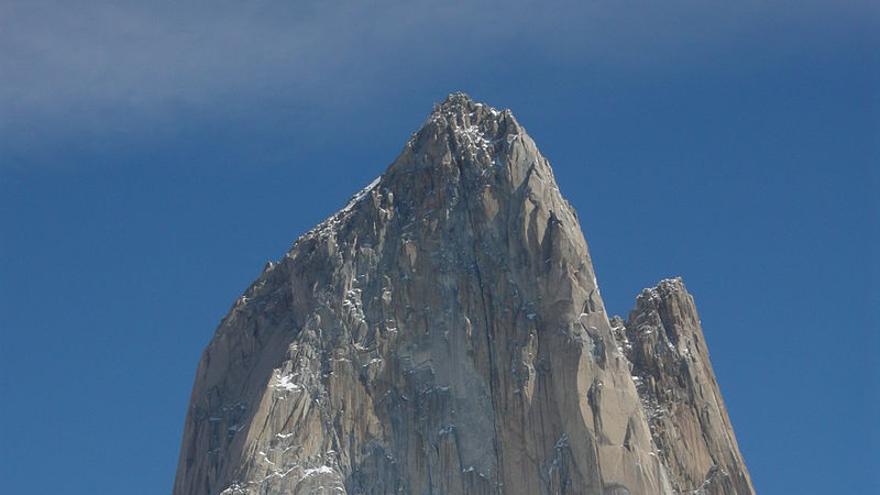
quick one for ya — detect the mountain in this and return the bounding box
[173,94,754,495]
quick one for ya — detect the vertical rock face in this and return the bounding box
[173,94,753,495]
[614,279,754,495]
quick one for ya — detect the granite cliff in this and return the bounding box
[173,94,754,495]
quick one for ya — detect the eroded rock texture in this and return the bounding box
[173,94,753,495]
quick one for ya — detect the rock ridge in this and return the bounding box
[617,277,754,495]
[173,94,754,495]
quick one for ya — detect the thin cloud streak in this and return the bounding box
[1,0,874,168]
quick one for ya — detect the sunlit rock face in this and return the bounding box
[616,279,754,495]
[173,94,753,495]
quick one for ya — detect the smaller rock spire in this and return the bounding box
[620,277,755,495]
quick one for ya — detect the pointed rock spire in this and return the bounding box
[173,97,752,495]
[620,278,755,494]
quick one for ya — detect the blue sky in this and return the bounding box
[1,1,877,493]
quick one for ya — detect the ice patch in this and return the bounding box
[273,373,301,392]
[305,176,382,240]
[342,176,381,214]
[303,466,335,477]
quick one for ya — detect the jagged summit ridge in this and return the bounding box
[396,92,529,176]
[425,92,510,127]
[638,276,686,300]
[174,95,753,495]
[300,93,519,245]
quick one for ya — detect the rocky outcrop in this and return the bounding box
[612,279,753,495]
[173,94,753,495]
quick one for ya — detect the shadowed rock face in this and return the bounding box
[173,94,753,495]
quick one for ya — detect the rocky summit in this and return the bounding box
[173,94,754,495]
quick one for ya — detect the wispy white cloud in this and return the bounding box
[1,0,873,167]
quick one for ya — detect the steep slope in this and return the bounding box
[612,279,754,494]
[173,94,752,495]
